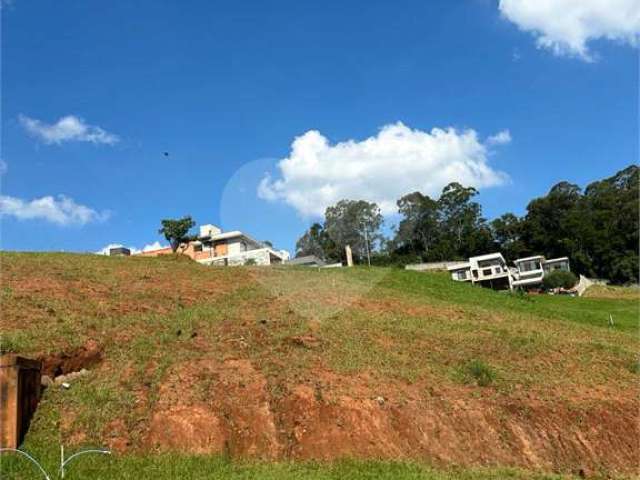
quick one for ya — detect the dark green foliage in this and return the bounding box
[490,213,528,262]
[542,271,578,290]
[159,216,196,252]
[296,200,383,264]
[389,183,495,263]
[295,222,334,260]
[522,166,638,284]
[324,200,383,264]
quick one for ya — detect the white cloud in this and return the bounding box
[95,241,167,255]
[19,114,119,145]
[0,194,110,226]
[487,129,512,146]
[258,122,509,218]
[499,0,640,61]
[142,241,165,252]
[0,159,7,175]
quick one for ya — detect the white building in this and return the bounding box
[195,225,289,266]
[448,252,571,290]
[512,256,570,288]
[447,253,512,289]
[138,224,289,266]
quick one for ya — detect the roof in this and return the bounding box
[469,252,505,262]
[515,255,544,263]
[544,257,569,263]
[200,230,263,246]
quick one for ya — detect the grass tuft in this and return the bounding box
[463,359,497,387]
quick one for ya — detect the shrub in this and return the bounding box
[244,258,257,266]
[465,359,496,387]
[543,270,578,290]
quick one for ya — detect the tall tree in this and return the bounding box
[490,213,527,261]
[324,200,383,263]
[295,223,334,259]
[394,192,440,259]
[580,165,639,282]
[159,216,196,253]
[519,166,639,283]
[437,182,490,258]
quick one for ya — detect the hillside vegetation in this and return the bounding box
[1,253,638,479]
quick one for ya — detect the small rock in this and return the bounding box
[176,329,182,336]
[259,319,268,325]
[54,368,90,385]
[61,382,71,389]
[375,396,385,405]
[190,331,198,338]
[41,375,53,387]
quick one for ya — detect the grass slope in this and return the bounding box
[1,252,638,479]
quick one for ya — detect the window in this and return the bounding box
[519,260,541,272]
[193,243,203,252]
[472,270,479,278]
[482,268,492,276]
[456,270,467,280]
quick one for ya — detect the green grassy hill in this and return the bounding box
[1,252,638,479]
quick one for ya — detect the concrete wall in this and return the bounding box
[405,261,464,271]
[0,355,42,448]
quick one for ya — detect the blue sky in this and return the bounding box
[1,0,638,254]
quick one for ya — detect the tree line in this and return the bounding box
[295,165,639,284]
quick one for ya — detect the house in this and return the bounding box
[108,247,131,256]
[511,255,570,288]
[447,253,511,289]
[138,224,289,266]
[467,253,512,289]
[543,257,570,273]
[511,255,545,288]
[448,252,571,290]
[446,262,472,282]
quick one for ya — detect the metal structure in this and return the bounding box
[0,445,111,479]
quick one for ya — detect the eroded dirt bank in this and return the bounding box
[111,358,639,476]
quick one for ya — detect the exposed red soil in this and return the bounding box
[133,358,639,475]
[39,339,103,377]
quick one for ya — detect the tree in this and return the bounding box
[324,200,383,263]
[437,182,490,258]
[543,270,578,290]
[159,216,196,253]
[518,165,639,283]
[394,192,440,259]
[295,223,335,260]
[490,213,527,261]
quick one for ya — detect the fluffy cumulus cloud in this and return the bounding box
[0,194,110,226]
[19,114,119,145]
[258,122,509,218]
[499,0,640,61]
[95,241,167,255]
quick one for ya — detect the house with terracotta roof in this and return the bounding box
[137,224,289,266]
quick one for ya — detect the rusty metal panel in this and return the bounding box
[0,355,42,448]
